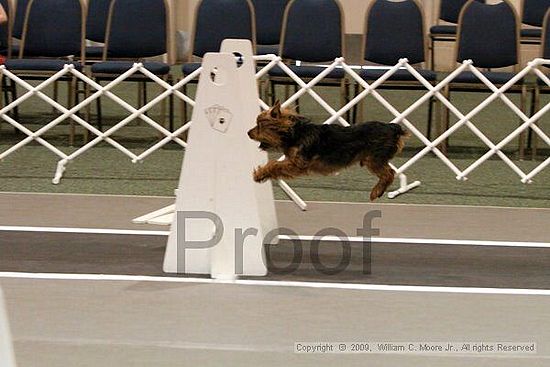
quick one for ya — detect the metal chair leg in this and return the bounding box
[351,83,359,124]
[84,81,91,143]
[426,95,434,140]
[527,88,534,151]
[440,85,450,155]
[166,75,174,132]
[1,75,9,114]
[182,83,188,122]
[518,84,527,160]
[532,87,541,159]
[159,84,166,136]
[10,79,19,123]
[68,77,76,146]
[142,81,148,117]
[169,91,174,132]
[95,80,103,131]
[342,79,350,123]
[430,37,436,71]
[53,81,59,114]
[293,84,299,113]
[270,79,277,106]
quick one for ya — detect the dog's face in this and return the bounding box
[247,101,294,151]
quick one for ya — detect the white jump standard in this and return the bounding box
[163,40,278,279]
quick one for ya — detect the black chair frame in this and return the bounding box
[441,0,528,158]
[92,0,174,132]
[267,0,350,121]
[353,0,437,139]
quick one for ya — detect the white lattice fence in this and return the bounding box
[0,54,548,209]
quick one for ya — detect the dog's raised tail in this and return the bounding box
[390,123,409,154]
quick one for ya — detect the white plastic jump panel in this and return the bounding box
[163,40,278,278]
[0,40,549,207]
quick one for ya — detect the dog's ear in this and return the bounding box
[270,100,282,119]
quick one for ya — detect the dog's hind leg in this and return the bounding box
[361,158,395,201]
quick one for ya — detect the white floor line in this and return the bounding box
[0,191,175,200]
[1,225,549,248]
[3,191,549,211]
[0,226,168,236]
[279,235,550,248]
[1,272,550,296]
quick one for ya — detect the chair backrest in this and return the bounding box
[0,0,11,50]
[104,0,168,59]
[439,0,484,24]
[540,9,550,59]
[522,0,550,27]
[191,0,255,58]
[12,0,29,39]
[363,0,426,66]
[251,0,288,46]
[456,0,519,69]
[87,0,112,43]
[20,0,85,59]
[280,0,343,62]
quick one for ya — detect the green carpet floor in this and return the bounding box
[0,81,548,208]
[0,142,547,208]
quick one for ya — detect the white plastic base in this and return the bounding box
[387,173,421,199]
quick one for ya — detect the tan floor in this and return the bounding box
[1,193,550,366]
[1,278,550,367]
[0,192,549,242]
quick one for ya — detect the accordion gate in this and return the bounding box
[0,50,549,210]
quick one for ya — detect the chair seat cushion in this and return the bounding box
[358,68,437,82]
[520,28,541,38]
[86,46,104,58]
[181,62,201,76]
[256,44,279,55]
[4,58,83,71]
[451,71,523,85]
[91,61,170,75]
[268,65,345,79]
[430,25,457,36]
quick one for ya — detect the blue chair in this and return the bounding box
[520,0,550,44]
[91,0,173,131]
[354,0,436,136]
[1,0,26,120]
[443,0,526,157]
[4,0,30,58]
[180,0,255,120]
[182,0,255,76]
[0,0,10,56]
[252,0,289,55]
[2,0,86,144]
[86,0,112,61]
[529,8,550,158]
[429,0,484,70]
[267,0,348,117]
[0,0,31,58]
[0,0,13,114]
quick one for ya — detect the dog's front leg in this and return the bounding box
[253,159,304,182]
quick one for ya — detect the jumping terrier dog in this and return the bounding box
[247,101,408,201]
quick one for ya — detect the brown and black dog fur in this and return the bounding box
[247,101,408,201]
